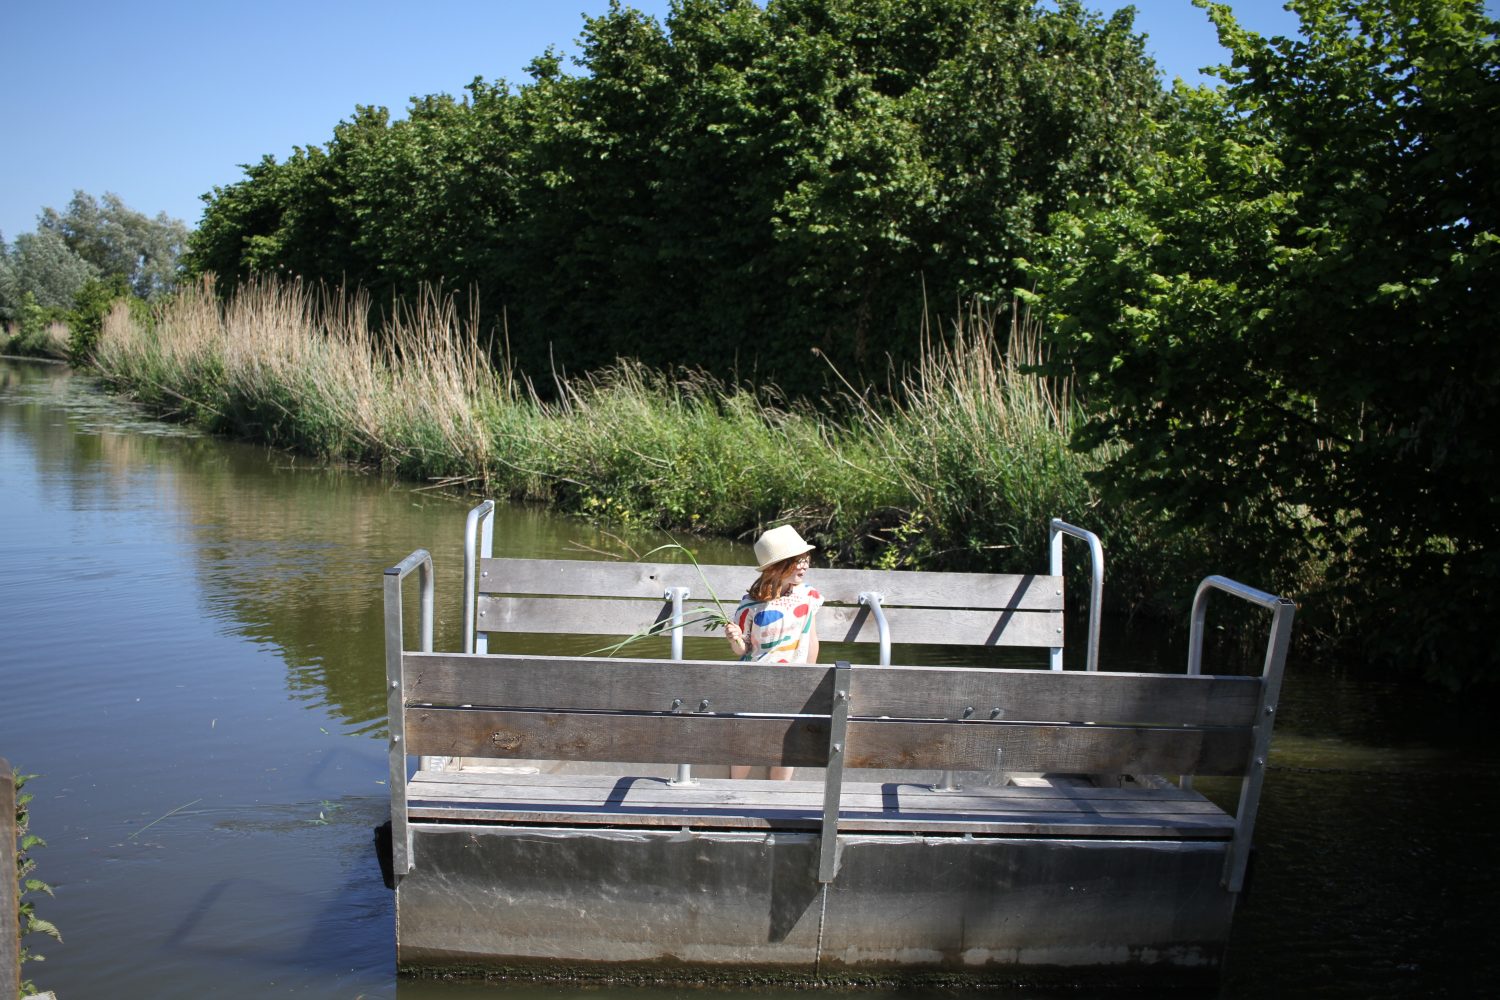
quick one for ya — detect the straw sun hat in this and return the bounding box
[753,524,815,570]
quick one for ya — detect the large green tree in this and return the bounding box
[1030,0,1499,686]
[185,0,1162,394]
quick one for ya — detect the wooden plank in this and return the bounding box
[1,758,18,1000]
[480,557,1065,611]
[404,654,1262,728]
[406,653,834,715]
[990,723,1253,777]
[403,774,1235,838]
[477,595,1062,648]
[409,774,1229,816]
[477,595,677,639]
[405,709,1011,770]
[848,665,1263,728]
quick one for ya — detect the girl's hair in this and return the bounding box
[749,554,807,603]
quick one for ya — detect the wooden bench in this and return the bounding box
[383,509,1294,976]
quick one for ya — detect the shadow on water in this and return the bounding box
[2,359,1495,998]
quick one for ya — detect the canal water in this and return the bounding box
[0,357,1492,998]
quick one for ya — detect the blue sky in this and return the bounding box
[0,1,1360,240]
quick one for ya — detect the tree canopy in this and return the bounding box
[184,0,1162,394]
[1028,0,1499,687]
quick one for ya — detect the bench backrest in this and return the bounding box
[473,557,1064,654]
[398,653,1264,776]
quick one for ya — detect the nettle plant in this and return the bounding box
[13,769,61,996]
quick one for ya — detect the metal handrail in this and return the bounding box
[463,500,496,655]
[857,592,891,667]
[1186,575,1283,676]
[1179,574,1296,893]
[384,548,434,878]
[1048,519,1104,671]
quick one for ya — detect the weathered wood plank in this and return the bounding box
[990,724,1253,777]
[406,655,835,715]
[848,665,1262,728]
[479,558,1064,611]
[476,596,1062,648]
[408,776,1228,816]
[403,774,1235,838]
[404,654,1262,728]
[405,709,1012,770]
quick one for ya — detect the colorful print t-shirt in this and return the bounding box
[734,583,824,663]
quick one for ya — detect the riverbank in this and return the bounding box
[92,279,1174,583]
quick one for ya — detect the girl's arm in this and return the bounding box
[806,618,819,664]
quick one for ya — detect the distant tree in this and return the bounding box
[0,228,98,316]
[38,191,188,299]
[1029,0,1500,686]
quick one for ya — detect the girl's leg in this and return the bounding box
[730,765,751,779]
[768,766,794,781]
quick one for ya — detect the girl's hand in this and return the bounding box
[725,622,748,654]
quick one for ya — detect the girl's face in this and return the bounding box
[791,554,810,586]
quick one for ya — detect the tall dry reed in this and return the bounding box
[93,277,1118,576]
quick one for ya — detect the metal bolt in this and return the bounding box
[961,706,974,719]
[481,571,488,578]
[989,708,1001,719]
[835,689,848,702]
[1265,705,1276,715]
[698,699,710,712]
[393,735,401,744]
[832,743,843,754]
[1255,757,1265,766]
[390,680,399,689]
[671,698,683,711]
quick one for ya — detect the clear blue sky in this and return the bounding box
[0,0,1379,241]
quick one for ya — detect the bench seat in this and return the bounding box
[406,769,1236,839]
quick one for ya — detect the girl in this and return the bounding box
[724,524,823,779]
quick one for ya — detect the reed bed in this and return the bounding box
[92,278,1116,575]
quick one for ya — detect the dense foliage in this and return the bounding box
[185,0,1161,395]
[1028,0,1499,687]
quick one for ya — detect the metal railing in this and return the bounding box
[384,548,433,879]
[463,500,495,655]
[1182,574,1297,893]
[1048,519,1104,672]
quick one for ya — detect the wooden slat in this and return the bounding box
[477,595,676,638]
[403,654,1262,729]
[407,654,834,715]
[990,723,1253,777]
[405,709,1011,770]
[404,773,1235,838]
[480,558,1064,611]
[848,665,1263,728]
[476,595,1062,648]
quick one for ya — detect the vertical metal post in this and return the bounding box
[463,500,495,655]
[1049,519,1105,671]
[858,592,890,668]
[818,661,853,883]
[666,586,696,787]
[384,549,432,879]
[1223,596,1295,892]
